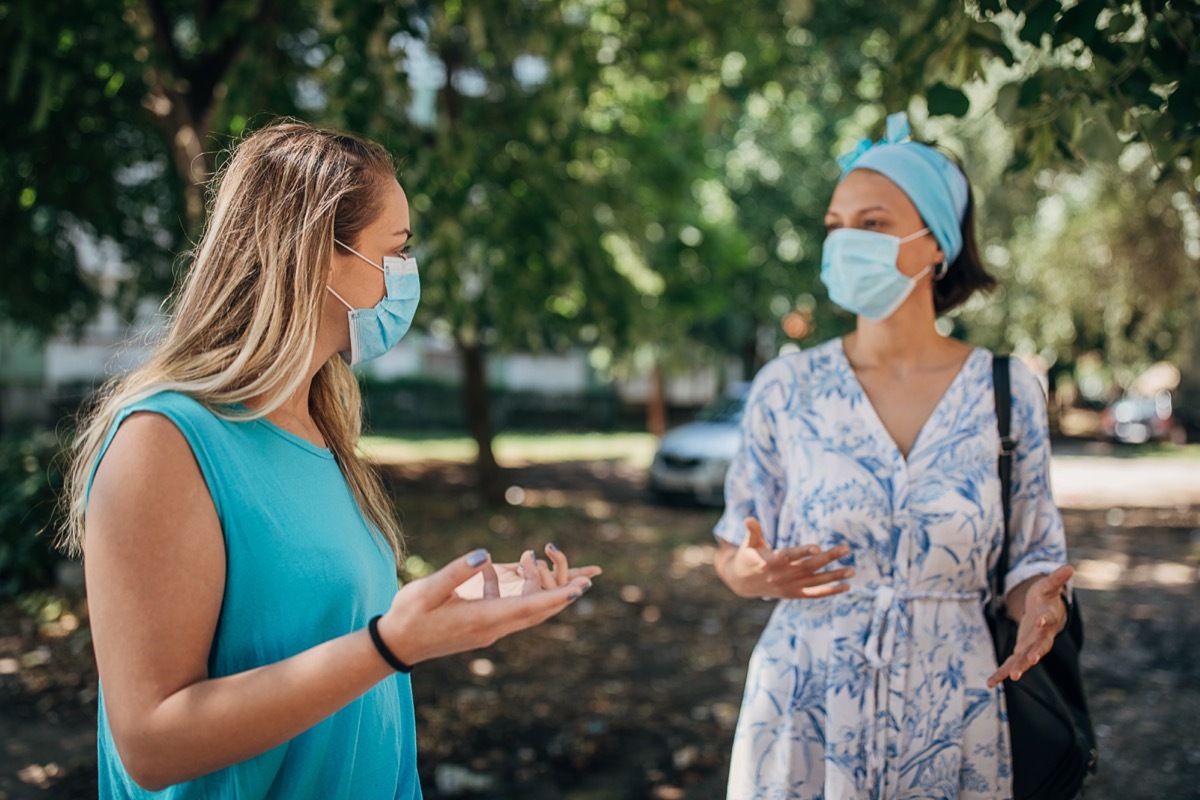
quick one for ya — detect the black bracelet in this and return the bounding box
[367,615,413,673]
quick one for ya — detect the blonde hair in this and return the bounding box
[59,121,405,563]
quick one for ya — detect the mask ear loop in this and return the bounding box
[334,238,386,273]
[934,259,950,281]
[326,285,355,311]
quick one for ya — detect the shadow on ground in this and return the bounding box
[2,459,1198,798]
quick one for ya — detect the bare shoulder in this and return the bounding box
[85,410,222,561]
[88,412,209,520]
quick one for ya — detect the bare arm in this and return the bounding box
[86,413,591,790]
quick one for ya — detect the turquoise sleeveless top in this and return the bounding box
[87,391,421,799]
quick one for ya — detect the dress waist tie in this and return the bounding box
[848,585,980,798]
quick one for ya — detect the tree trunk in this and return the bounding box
[646,364,666,438]
[459,339,505,503]
[134,0,278,233]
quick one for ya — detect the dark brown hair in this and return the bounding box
[933,178,997,314]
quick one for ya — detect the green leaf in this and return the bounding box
[1147,30,1189,82]
[926,82,971,117]
[1079,105,1125,162]
[1053,0,1104,46]
[1166,73,1200,124]
[1105,11,1136,37]
[967,22,1016,67]
[1018,74,1045,107]
[995,82,1021,123]
[1119,68,1162,110]
[1019,0,1062,45]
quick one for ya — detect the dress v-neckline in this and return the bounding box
[836,340,982,464]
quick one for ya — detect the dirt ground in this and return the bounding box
[2,455,1199,799]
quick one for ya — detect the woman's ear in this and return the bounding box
[929,236,945,268]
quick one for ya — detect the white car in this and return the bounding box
[647,384,748,506]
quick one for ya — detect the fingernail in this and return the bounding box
[547,542,560,553]
[467,549,489,567]
[1013,671,1021,681]
[581,582,593,595]
[568,592,580,602]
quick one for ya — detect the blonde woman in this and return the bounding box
[61,122,600,798]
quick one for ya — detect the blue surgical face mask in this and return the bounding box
[327,240,420,365]
[820,227,933,321]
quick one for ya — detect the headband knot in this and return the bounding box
[837,112,913,172]
[836,111,970,264]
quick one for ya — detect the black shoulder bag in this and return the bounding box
[989,355,1098,799]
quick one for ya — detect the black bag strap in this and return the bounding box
[991,354,1016,611]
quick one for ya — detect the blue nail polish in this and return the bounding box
[568,592,580,602]
[547,542,560,553]
[581,582,592,594]
[467,549,489,567]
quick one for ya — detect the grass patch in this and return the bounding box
[361,431,658,467]
[1112,442,1200,460]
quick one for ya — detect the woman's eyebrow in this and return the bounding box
[392,228,413,240]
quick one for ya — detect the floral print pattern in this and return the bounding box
[716,340,1067,799]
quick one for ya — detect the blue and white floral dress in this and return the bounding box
[715,339,1068,800]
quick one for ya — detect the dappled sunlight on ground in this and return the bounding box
[1074,556,1197,590]
[3,451,1200,797]
[361,432,659,470]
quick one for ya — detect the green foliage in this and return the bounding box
[885,0,1200,184]
[0,0,181,335]
[1006,160,1200,377]
[360,376,624,433]
[927,82,972,117]
[0,432,67,598]
[4,0,1197,432]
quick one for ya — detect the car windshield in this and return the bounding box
[696,394,745,424]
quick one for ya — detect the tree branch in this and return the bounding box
[187,0,277,124]
[142,0,187,78]
[198,0,229,35]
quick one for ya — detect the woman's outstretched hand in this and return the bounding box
[377,548,595,667]
[987,564,1074,688]
[716,517,854,600]
[455,543,603,600]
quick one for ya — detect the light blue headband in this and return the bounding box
[837,112,970,265]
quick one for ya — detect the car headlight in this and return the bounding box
[707,458,731,476]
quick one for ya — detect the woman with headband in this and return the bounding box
[61,122,600,798]
[713,113,1074,798]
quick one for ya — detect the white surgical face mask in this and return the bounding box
[327,240,420,364]
[819,227,932,321]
